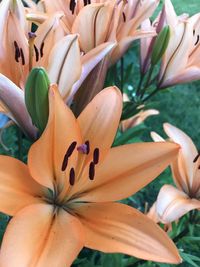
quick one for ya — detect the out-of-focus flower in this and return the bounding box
[158,0,200,88]
[26,0,159,111]
[148,123,200,223]
[0,0,115,113]
[0,86,181,266]
[0,0,29,87]
[30,0,159,64]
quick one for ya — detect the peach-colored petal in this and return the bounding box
[47,34,81,100]
[73,142,179,202]
[34,13,66,68]
[73,202,181,264]
[68,42,116,105]
[0,156,44,216]
[77,86,122,162]
[156,185,200,223]
[117,0,159,40]
[72,3,114,52]
[159,21,193,84]
[164,123,198,191]
[0,203,84,267]
[28,85,82,191]
[147,202,160,223]
[150,130,187,191]
[111,30,156,65]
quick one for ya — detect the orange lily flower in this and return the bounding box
[158,0,200,88]
[0,86,181,266]
[0,0,29,87]
[149,123,200,223]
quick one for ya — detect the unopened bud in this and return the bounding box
[25,67,50,133]
[151,26,170,65]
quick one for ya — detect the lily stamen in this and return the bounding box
[194,34,199,46]
[77,140,90,155]
[20,48,25,65]
[40,42,44,58]
[34,45,39,62]
[69,0,76,15]
[69,167,75,186]
[93,148,100,164]
[122,12,126,22]
[14,41,20,63]
[89,161,95,180]
[193,152,200,163]
[61,141,77,171]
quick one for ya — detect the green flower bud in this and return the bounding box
[151,26,170,65]
[25,67,50,134]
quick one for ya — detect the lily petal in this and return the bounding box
[112,30,156,65]
[75,142,179,202]
[0,203,84,267]
[72,3,114,52]
[0,74,37,139]
[73,202,181,264]
[47,34,81,100]
[77,86,122,161]
[156,185,200,223]
[0,156,43,216]
[164,123,198,192]
[28,85,82,191]
[34,12,66,68]
[68,42,116,106]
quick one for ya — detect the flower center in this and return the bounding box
[61,141,100,186]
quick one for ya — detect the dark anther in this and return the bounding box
[20,48,25,65]
[85,140,90,155]
[40,42,44,58]
[89,162,95,180]
[34,45,39,62]
[193,29,196,36]
[14,41,20,62]
[69,0,76,14]
[122,12,126,22]
[69,168,75,186]
[61,141,77,171]
[194,34,199,46]
[83,0,91,6]
[193,153,200,163]
[61,156,68,172]
[93,148,99,164]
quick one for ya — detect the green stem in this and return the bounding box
[136,75,144,97]
[140,66,154,99]
[17,127,23,161]
[173,211,199,243]
[142,87,160,102]
[120,57,124,92]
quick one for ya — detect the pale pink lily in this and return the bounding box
[158,0,200,88]
[148,123,200,223]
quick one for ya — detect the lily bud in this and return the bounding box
[151,26,170,65]
[25,67,50,133]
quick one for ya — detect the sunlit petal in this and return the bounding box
[73,202,181,264]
